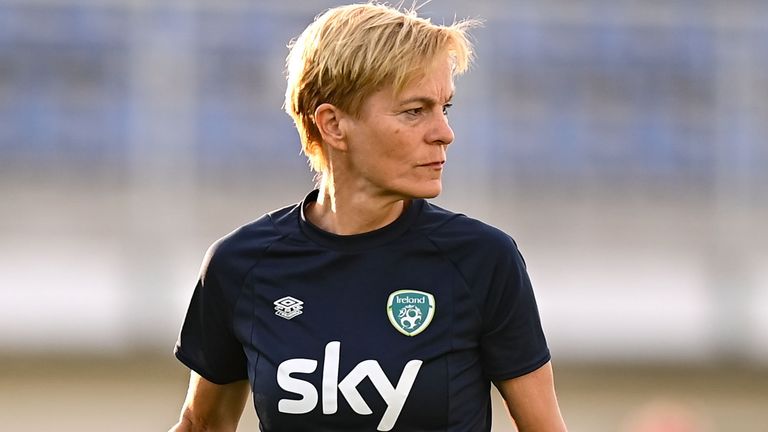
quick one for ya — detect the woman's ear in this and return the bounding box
[314,103,348,152]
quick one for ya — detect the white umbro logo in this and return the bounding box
[274,296,304,320]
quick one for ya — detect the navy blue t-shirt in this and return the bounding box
[175,190,550,431]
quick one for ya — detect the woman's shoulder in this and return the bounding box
[416,200,519,253]
[204,201,301,271]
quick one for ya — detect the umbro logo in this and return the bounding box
[274,296,304,320]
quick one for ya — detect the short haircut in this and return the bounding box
[284,2,478,174]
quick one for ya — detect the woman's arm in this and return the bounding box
[494,361,567,432]
[169,371,250,432]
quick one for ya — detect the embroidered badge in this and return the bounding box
[274,296,304,320]
[386,290,435,336]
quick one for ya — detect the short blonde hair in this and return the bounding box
[285,2,478,173]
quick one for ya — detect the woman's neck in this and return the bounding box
[306,174,407,235]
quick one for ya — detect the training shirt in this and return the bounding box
[175,190,550,431]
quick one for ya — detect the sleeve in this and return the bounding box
[480,238,551,381]
[174,241,248,385]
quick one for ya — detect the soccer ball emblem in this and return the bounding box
[398,305,422,330]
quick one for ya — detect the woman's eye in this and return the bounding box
[405,107,423,116]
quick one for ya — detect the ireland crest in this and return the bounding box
[387,290,435,336]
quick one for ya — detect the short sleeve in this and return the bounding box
[480,241,550,381]
[174,242,248,384]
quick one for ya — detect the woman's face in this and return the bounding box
[340,56,456,200]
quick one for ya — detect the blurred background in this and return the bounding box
[1,0,766,430]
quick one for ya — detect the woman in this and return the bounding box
[170,3,567,431]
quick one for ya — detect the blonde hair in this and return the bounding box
[285,2,478,173]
